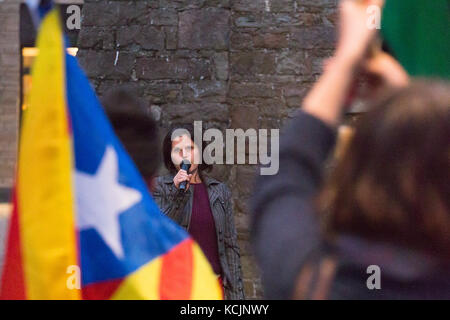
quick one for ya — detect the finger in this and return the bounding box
[178,171,188,177]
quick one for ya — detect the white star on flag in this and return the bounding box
[75,146,142,259]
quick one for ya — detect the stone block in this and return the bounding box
[290,26,335,49]
[254,32,289,49]
[182,80,227,102]
[163,26,178,50]
[229,82,279,99]
[178,9,230,50]
[276,50,310,75]
[77,50,135,79]
[162,103,229,123]
[230,51,277,75]
[77,27,115,50]
[213,52,229,81]
[230,105,259,130]
[136,57,211,80]
[149,8,178,26]
[117,25,165,50]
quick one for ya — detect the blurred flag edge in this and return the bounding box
[0,4,222,300]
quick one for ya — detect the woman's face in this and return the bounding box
[171,134,200,172]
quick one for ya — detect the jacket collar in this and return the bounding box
[161,173,222,205]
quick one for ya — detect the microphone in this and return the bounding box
[179,160,191,191]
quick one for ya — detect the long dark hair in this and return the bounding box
[319,80,450,259]
[162,123,212,175]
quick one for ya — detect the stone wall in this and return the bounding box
[0,0,21,189]
[78,0,337,299]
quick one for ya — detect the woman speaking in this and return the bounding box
[153,124,245,300]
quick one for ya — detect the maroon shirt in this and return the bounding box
[188,182,222,276]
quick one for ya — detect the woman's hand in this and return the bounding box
[173,169,192,190]
[343,51,410,103]
[302,0,387,127]
[363,51,409,90]
[336,0,385,66]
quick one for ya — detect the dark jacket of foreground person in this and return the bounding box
[154,174,245,300]
[251,109,450,300]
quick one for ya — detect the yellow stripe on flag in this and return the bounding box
[111,257,162,300]
[18,9,80,299]
[190,243,223,300]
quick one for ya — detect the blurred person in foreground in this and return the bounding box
[102,89,161,191]
[153,124,245,300]
[251,0,450,299]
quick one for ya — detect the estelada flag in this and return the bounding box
[0,6,222,300]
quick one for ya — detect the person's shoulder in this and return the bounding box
[155,174,174,185]
[205,176,231,196]
[219,181,231,194]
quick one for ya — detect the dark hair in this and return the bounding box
[162,123,212,174]
[319,80,450,259]
[102,88,161,179]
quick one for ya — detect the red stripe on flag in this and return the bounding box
[82,278,123,300]
[0,191,26,300]
[159,238,193,300]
